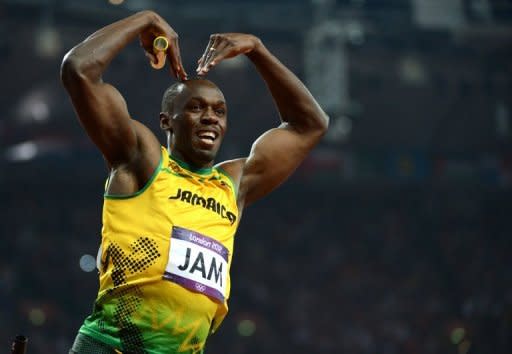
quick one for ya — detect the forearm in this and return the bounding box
[247,41,329,133]
[61,11,157,82]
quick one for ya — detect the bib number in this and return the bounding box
[163,226,229,302]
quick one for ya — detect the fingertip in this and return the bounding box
[144,51,157,64]
[178,64,188,79]
[169,65,177,78]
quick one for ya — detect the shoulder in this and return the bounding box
[105,120,163,196]
[214,158,246,185]
[214,158,247,204]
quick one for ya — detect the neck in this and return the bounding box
[168,147,213,171]
[169,149,215,175]
[167,134,214,170]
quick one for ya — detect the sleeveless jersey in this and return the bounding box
[79,147,240,354]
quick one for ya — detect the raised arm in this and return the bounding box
[60,11,187,168]
[197,34,329,207]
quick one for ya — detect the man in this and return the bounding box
[61,10,328,354]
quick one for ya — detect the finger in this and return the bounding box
[144,51,157,66]
[168,37,187,80]
[196,41,212,73]
[165,37,182,79]
[150,51,167,70]
[197,35,218,73]
[147,36,168,70]
[196,34,216,71]
[176,41,188,80]
[197,44,220,75]
[199,40,229,75]
[175,49,188,81]
[200,47,218,73]
[140,34,158,60]
[164,37,179,79]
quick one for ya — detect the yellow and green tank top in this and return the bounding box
[79,147,240,354]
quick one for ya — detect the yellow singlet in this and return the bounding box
[79,147,240,354]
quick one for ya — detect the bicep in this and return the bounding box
[65,77,138,165]
[239,122,322,206]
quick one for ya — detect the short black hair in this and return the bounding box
[161,82,184,113]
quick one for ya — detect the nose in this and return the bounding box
[200,107,219,124]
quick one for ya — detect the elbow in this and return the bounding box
[60,53,78,88]
[317,111,330,135]
[306,102,330,136]
[289,109,330,137]
[309,110,329,138]
[60,50,98,89]
[60,52,84,89]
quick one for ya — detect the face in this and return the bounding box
[161,80,227,167]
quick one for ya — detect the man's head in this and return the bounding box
[160,78,227,168]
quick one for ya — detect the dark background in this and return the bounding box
[1,0,511,353]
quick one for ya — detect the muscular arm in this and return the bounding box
[198,34,329,207]
[60,11,186,169]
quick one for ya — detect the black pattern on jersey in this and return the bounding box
[103,237,161,353]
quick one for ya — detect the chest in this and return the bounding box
[162,171,238,229]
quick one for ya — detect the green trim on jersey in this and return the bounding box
[168,152,213,175]
[216,167,238,198]
[104,154,164,200]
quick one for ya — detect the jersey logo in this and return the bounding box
[169,188,237,225]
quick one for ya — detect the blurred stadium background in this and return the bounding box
[1,0,511,353]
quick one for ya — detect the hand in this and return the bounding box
[196,33,262,75]
[139,14,187,80]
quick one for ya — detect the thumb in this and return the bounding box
[144,51,157,65]
[150,51,167,70]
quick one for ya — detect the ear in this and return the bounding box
[160,112,172,131]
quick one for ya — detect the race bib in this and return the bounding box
[163,226,229,302]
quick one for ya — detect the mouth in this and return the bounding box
[196,129,219,147]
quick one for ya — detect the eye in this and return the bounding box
[188,103,202,112]
[215,108,226,116]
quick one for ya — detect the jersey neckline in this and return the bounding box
[168,152,214,176]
